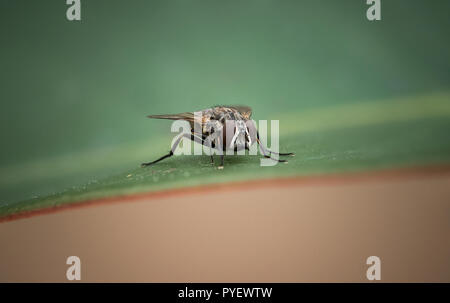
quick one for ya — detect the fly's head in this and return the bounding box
[227,119,256,150]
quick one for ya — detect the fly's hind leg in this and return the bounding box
[141,133,204,167]
[141,151,174,167]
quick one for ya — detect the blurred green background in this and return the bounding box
[1,0,449,215]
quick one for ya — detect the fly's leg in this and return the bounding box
[256,139,288,163]
[209,143,214,165]
[141,133,203,167]
[263,154,288,163]
[256,132,294,157]
[141,151,174,167]
[263,147,294,157]
[218,155,224,169]
[204,136,216,166]
[264,148,295,157]
[204,129,224,168]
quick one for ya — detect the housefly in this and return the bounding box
[141,105,294,169]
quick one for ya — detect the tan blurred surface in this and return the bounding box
[1,172,449,282]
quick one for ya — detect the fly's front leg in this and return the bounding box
[264,146,295,157]
[256,132,295,157]
[256,139,288,163]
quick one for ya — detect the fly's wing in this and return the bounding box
[228,105,252,120]
[147,112,199,129]
[147,112,194,122]
[147,111,212,137]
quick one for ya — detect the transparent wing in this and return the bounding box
[147,111,206,136]
[146,112,196,124]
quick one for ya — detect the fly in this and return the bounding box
[141,105,294,169]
